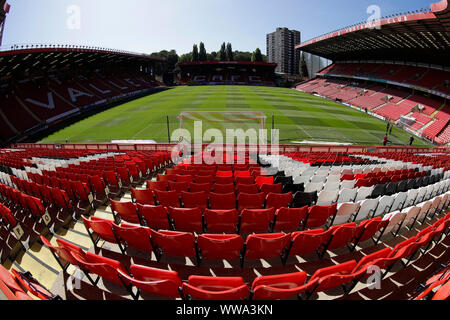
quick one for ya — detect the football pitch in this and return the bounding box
[41,85,432,147]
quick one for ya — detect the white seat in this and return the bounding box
[390,192,408,212]
[355,186,374,202]
[316,190,339,206]
[294,175,312,185]
[356,198,379,222]
[323,181,340,191]
[333,202,361,225]
[311,175,327,184]
[326,175,341,183]
[304,182,324,193]
[374,195,395,217]
[404,189,418,208]
[340,180,356,189]
[415,188,428,204]
[402,205,424,230]
[337,188,357,204]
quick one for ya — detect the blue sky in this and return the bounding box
[2,0,436,55]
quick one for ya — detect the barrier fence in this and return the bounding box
[11,143,449,154]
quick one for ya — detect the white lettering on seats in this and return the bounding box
[25,92,56,109]
[68,88,94,103]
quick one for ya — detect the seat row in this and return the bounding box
[41,212,450,300]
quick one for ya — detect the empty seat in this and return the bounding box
[242,233,291,267]
[304,203,338,229]
[287,228,332,258]
[213,184,235,194]
[316,190,339,206]
[131,188,155,205]
[155,191,181,208]
[239,208,275,234]
[136,204,170,230]
[237,193,265,211]
[168,207,204,233]
[209,192,236,210]
[273,207,309,232]
[332,203,361,225]
[338,188,357,203]
[204,209,239,233]
[149,229,197,263]
[110,200,139,224]
[182,276,250,300]
[180,191,208,211]
[292,191,318,208]
[251,271,308,300]
[112,223,153,254]
[197,234,244,264]
[266,192,292,209]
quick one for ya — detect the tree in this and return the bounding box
[150,49,179,75]
[179,53,193,63]
[226,43,233,61]
[219,42,227,61]
[192,44,199,62]
[207,51,218,61]
[234,51,252,61]
[199,42,207,61]
[251,48,263,62]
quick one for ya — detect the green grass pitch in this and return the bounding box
[41,85,432,147]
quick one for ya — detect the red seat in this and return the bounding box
[237,192,265,211]
[234,171,251,178]
[189,182,212,194]
[70,251,129,287]
[216,171,233,178]
[255,176,274,187]
[180,191,208,211]
[305,260,357,298]
[117,264,183,299]
[204,209,239,233]
[157,174,176,182]
[136,204,170,230]
[197,234,244,264]
[304,203,338,229]
[242,233,291,267]
[168,181,189,194]
[288,228,333,258]
[235,176,255,185]
[212,184,235,194]
[146,180,168,192]
[131,188,155,205]
[260,183,283,195]
[209,192,236,210]
[266,192,292,209]
[214,176,234,185]
[239,208,275,234]
[149,229,197,262]
[155,191,180,208]
[112,223,153,253]
[182,276,250,300]
[251,271,309,300]
[194,176,214,184]
[320,223,357,258]
[110,200,139,224]
[175,175,194,184]
[353,217,388,248]
[273,207,308,232]
[0,265,33,300]
[81,216,117,247]
[168,207,204,233]
[236,184,260,195]
[40,236,85,271]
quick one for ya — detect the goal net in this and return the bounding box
[176,111,267,144]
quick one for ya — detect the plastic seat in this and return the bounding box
[146,180,168,192]
[237,192,265,211]
[320,223,357,258]
[287,228,333,258]
[242,233,291,267]
[204,209,239,233]
[155,191,181,208]
[149,229,197,262]
[110,200,139,224]
[209,192,236,210]
[304,203,338,229]
[316,190,339,206]
[182,276,250,300]
[112,223,153,253]
[213,184,236,194]
[168,181,189,194]
[236,184,260,195]
[189,182,212,194]
[251,271,309,300]
[265,192,292,210]
[180,191,208,211]
[292,191,318,208]
[197,234,244,264]
[117,264,183,300]
[273,207,308,232]
[131,188,155,205]
[136,204,170,230]
[239,208,276,234]
[82,216,117,247]
[260,183,283,195]
[332,202,361,225]
[168,207,204,233]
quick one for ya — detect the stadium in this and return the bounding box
[0,0,449,304]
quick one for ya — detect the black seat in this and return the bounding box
[385,182,397,196]
[414,178,423,189]
[421,176,430,187]
[292,191,318,208]
[370,184,386,199]
[397,180,407,193]
[282,183,305,194]
[274,176,293,185]
[406,179,415,191]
